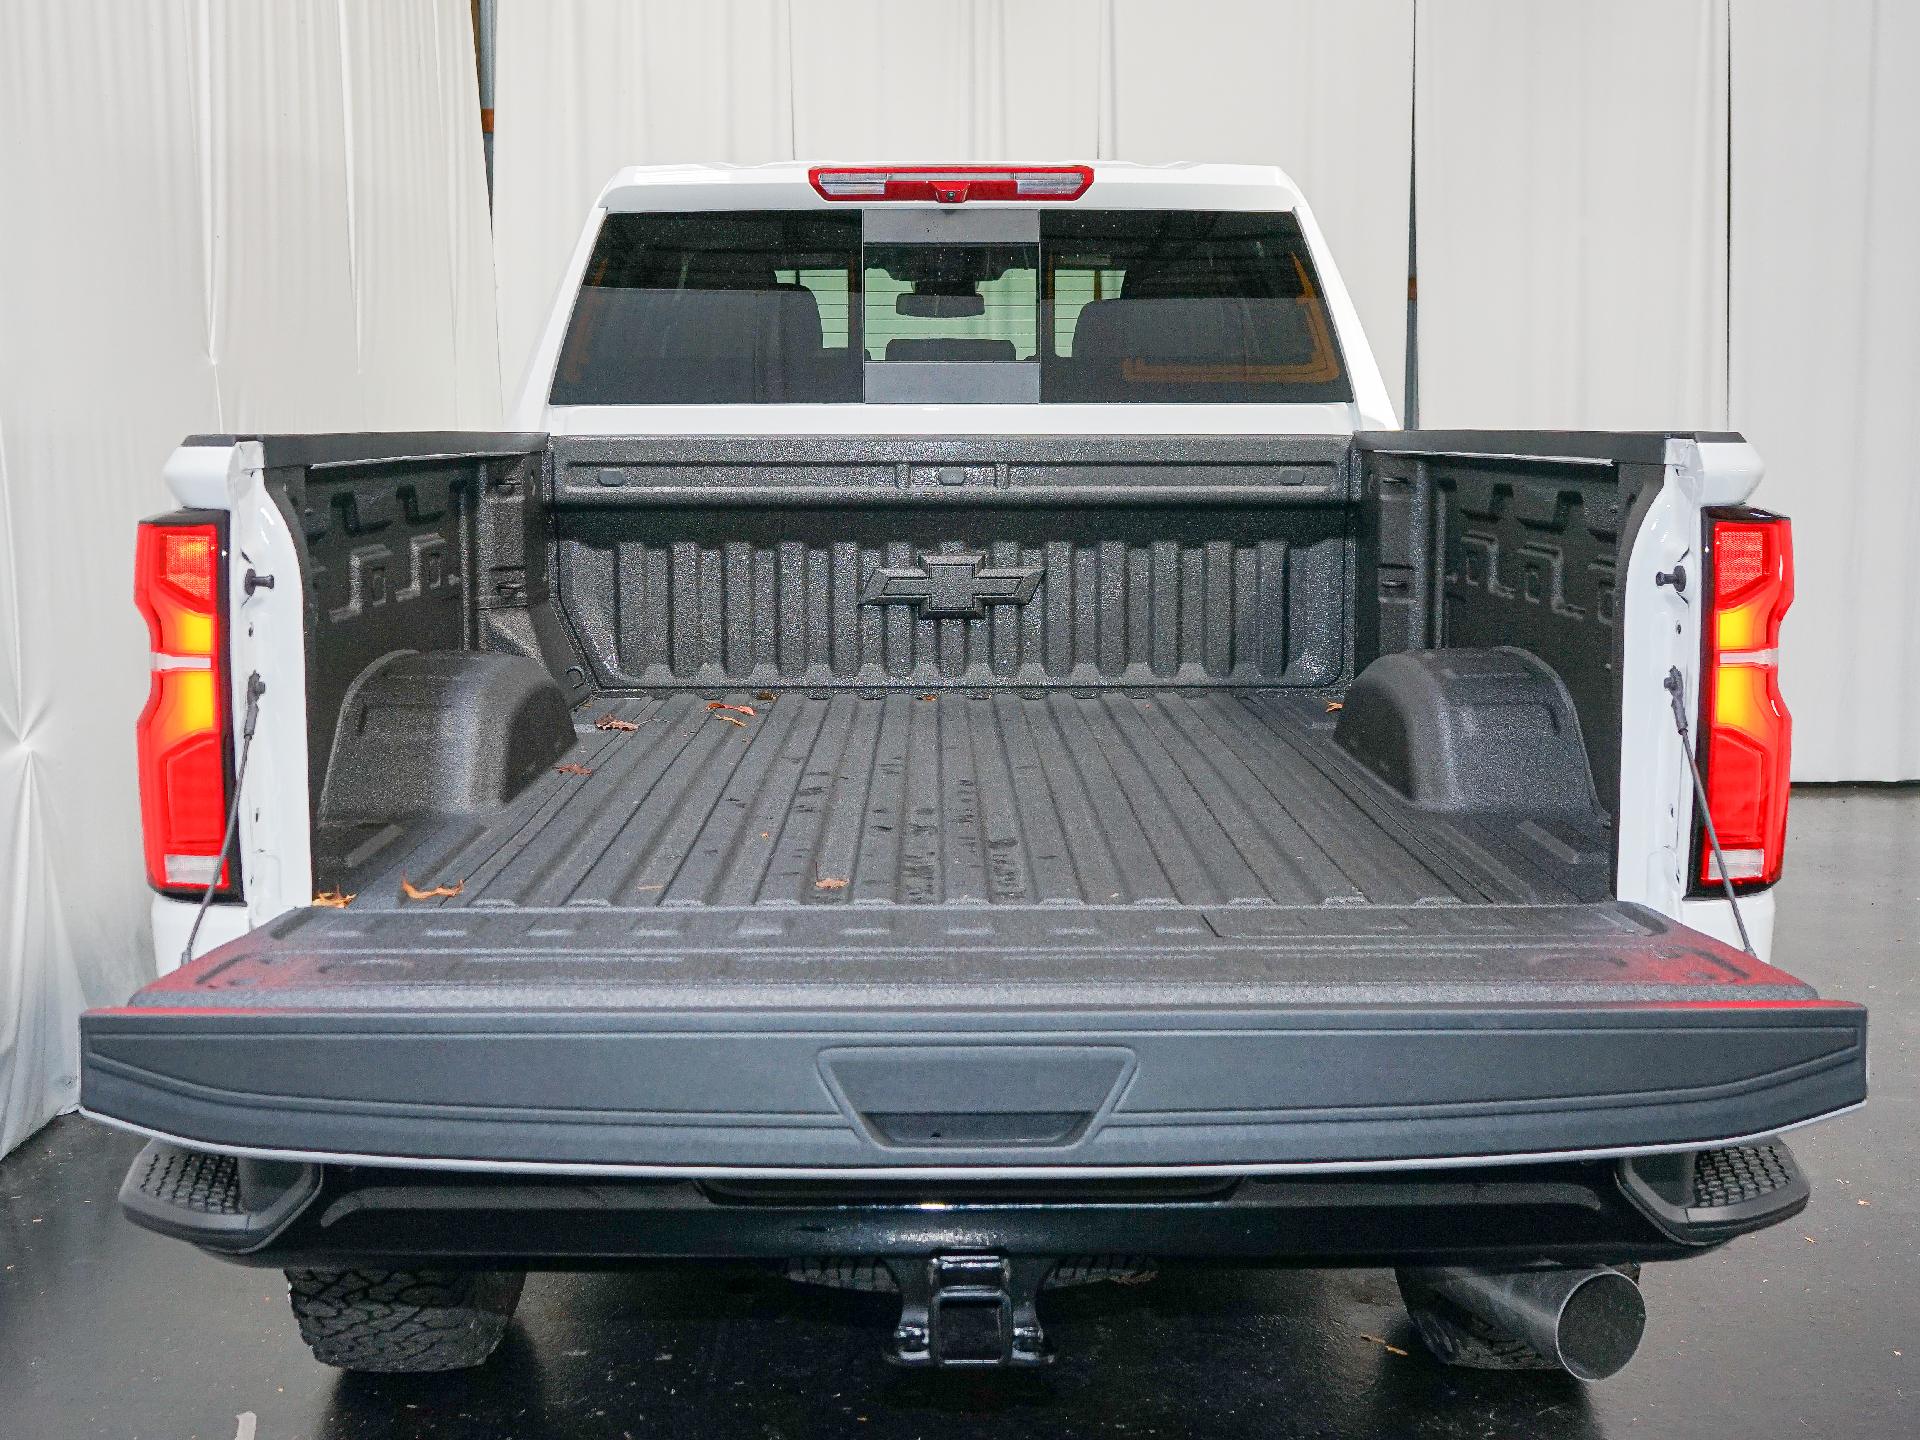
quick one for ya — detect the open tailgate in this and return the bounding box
[81,900,1865,1174]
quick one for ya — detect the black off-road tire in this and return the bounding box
[1394,1264,1642,1372]
[286,1267,526,1372]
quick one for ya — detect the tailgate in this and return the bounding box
[81,901,1864,1174]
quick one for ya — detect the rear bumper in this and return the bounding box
[80,901,1866,1176]
[113,1137,1815,1269]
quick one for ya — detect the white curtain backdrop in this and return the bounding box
[790,0,1102,161]
[491,0,1415,413]
[1729,0,1920,781]
[0,0,498,1156]
[1413,0,1730,431]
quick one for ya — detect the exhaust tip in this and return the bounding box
[1404,1263,1649,1380]
[1554,1269,1646,1381]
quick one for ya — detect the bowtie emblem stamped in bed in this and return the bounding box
[860,552,1044,619]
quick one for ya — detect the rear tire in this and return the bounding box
[286,1267,525,1372]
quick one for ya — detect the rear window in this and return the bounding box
[550,212,862,405]
[550,209,1350,406]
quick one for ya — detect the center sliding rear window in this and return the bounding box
[550,209,1352,405]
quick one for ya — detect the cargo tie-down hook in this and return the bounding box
[1654,562,1687,593]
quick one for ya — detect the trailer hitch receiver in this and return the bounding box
[885,1254,1055,1367]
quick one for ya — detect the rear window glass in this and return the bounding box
[550,212,862,405]
[550,209,1350,406]
[1041,212,1350,403]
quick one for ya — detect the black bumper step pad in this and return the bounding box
[1693,1142,1800,1209]
[132,1144,243,1216]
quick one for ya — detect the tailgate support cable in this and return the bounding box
[1662,666,1755,955]
[181,671,266,967]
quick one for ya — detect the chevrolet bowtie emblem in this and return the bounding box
[860,552,1044,619]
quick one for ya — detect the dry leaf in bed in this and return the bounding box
[312,889,355,909]
[917,694,937,702]
[401,877,464,901]
[555,762,593,776]
[713,713,748,728]
[754,690,776,702]
[706,701,756,716]
[814,877,848,891]
[1325,701,1344,712]
[595,714,640,731]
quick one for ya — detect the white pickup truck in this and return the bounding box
[84,162,1863,1380]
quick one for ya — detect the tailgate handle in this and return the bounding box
[862,1111,1090,1147]
[820,1046,1134,1150]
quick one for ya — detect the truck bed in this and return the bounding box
[84,687,1864,1177]
[332,688,1607,914]
[80,430,1865,1180]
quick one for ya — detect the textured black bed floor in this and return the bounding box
[332,689,1605,911]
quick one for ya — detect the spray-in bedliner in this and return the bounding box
[322,688,1610,914]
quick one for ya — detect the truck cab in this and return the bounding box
[87,162,1861,1381]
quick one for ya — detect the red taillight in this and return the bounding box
[808,164,1093,203]
[135,515,234,895]
[1696,510,1793,891]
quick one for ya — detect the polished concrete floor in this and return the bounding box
[2,788,1912,1439]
